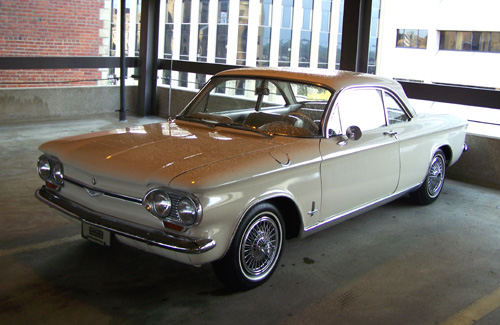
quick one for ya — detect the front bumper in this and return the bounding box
[35,186,216,254]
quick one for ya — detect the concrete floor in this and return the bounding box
[1,115,500,324]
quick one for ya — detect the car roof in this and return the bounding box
[215,67,416,116]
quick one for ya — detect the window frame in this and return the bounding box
[381,90,411,125]
[439,31,500,53]
[332,87,387,134]
[327,86,412,137]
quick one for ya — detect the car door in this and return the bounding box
[318,87,401,221]
[381,90,419,191]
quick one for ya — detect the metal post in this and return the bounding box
[339,0,372,73]
[356,0,372,73]
[119,0,127,121]
[339,0,360,72]
[137,0,160,116]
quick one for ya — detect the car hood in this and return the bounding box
[39,120,285,185]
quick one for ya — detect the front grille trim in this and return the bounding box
[65,176,143,205]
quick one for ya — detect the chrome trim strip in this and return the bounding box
[35,186,216,254]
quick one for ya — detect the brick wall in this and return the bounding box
[0,0,107,88]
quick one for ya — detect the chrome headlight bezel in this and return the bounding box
[37,154,64,187]
[143,188,202,229]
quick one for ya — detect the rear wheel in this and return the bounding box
[212,203,284,290]
[410,149,446,205]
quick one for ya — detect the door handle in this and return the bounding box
[384,130,398,139]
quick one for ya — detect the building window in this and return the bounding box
[196,0,210,89]
[396,29,428,49]
[257,0,273,67]
[110,0,133,56]
[237,1,249,66]
[279,0,294,67]
[318,0,332,69]
[299,0,313,67]
[179,71,188,87]
[197,0,209,62]
[335,0,344,70]
[164,0,175,59]
[368,0,380,74]
[216,0,230,63]
[180,0,191,61]
[135,0,141,57]
[439,31,500,53]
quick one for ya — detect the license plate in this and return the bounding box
[82,222,111,246]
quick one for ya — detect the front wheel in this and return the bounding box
[410,149,446,205]
[212,203,284,290]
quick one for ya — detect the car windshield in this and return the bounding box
[179,77,333,138]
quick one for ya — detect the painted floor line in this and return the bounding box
[441,286,500,325]
[0,234,81,258]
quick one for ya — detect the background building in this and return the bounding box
[377,0,500,90]
[375,0,500,126]
[0,0,110,88]
[155,0,352,90]
[104,0,380,89]
[1,0,376,88]
[2,0,499,93]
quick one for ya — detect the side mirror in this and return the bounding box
[335,126,362,147]
[346,125,362,140]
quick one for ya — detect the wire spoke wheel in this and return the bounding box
[427,154,445,198]
[410,149,446,205]
[240,215,280,279]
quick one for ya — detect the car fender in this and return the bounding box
[167,139,322,262]
[219,188,302,259]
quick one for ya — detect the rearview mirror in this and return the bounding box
[255,87,270,96]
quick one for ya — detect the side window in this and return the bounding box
[384,92,409,125]
[336,88,386,132]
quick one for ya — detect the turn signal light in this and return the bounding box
[163,221,184,232]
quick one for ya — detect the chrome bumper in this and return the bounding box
[35,186,216,254]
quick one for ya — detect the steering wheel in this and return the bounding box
[286,112,319,134]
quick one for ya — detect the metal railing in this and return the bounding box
[1,56,499,112]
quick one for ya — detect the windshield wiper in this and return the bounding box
[176,116,216,128]
[215,122,273,138]
[177,116,272,138]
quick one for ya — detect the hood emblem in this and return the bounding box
[92,178,97,186]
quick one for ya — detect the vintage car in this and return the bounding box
[36,68,468,289]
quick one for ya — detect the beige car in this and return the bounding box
[36,68,468,290]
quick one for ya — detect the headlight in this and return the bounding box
[37,156,51,180]
[153,191,172,217]
[37,155,64,187]
[143,188,202,229]
[144,189,172,218]
[52,162,64,185]
[178,197,197,226]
